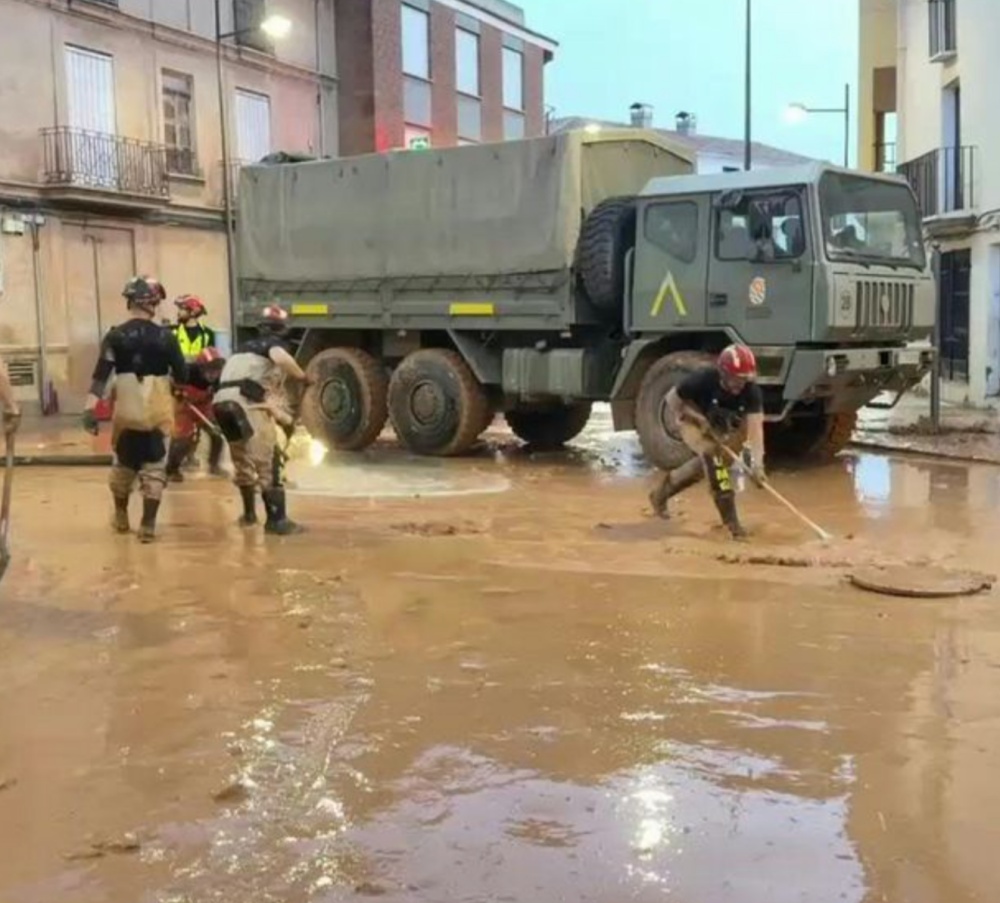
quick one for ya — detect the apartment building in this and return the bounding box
[859,0,1000,403]
[334,0,555,155]
[0,0,335,414]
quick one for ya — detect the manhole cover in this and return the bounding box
[849,566,995,598]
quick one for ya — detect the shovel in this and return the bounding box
[717,442,834,542]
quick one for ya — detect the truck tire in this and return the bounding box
[635,351,714,470]
[505,402,593,449]
[301,348,389,451]
[765,411,857,462]
[577,197,637,314]
[388,349,491,456]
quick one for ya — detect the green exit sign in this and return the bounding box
[408,136,431,151]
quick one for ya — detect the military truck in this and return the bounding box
[235,129,934,467]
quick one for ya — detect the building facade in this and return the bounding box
[859,0,1000,403]
[0,0,336,414]
[552,108,815,173]
[334,0,554,156]
[0,0,552,415]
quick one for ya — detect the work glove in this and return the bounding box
[2,407,20,437]
[81,409,100,436]
[741,446,767,487]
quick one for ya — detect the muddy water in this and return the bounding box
[1,436,999,902]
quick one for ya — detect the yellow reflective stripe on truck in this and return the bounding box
[449,302,495,316]
[290,303,330,316]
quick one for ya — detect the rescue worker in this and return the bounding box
[649,344,766,539]
[0,360,21,436]
[172,295,216,358]
[82,276,187,543]
[212,305,311,535]
[166,347,226,482]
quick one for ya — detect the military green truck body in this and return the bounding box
[235,130,935,464]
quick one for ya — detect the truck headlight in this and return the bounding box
[826,356,838,377]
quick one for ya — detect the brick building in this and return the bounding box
[334,0,556,155]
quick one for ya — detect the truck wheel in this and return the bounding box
[505,402,593,449]
[388,349,491,456]
[301,348,389,451]
[635,351,714,470]
[765,412,857,462]
[577,197,637,314]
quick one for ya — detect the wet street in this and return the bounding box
[1,418,999,903]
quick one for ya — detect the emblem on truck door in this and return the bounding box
[748,276,767,307]
[650,271,688,318]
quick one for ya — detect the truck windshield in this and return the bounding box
[819,171,926,269]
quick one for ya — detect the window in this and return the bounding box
[819,172,925,269]
[645,202,699,263]
[457,94,481,142]
[502,47,523,110]
[65,46,115,134]
[502,46,525,140]
[929,0,956,58]
[235,89,271,163]
[162,71,197,175]
[715,191,806,262]
[456,28,480,96]
[402,5,430,79]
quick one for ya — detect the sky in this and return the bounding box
[518,0,860,165]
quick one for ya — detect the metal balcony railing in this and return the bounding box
[41,127,170,199]
[897,146,975,218]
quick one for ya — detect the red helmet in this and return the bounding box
[196,347,224,367]
[718,344,757,380]
[260,304,289,323]
[123,276,166,306]
[259,304,290,335]
[175,295,207,317]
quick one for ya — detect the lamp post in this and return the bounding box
[786,82,852,168]
[743,0,752,170]
[214,0,292,333]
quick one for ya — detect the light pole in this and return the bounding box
[214,1,292,334]
[786,82,852,168]
[743,0,752,170]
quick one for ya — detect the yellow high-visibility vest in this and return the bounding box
[174,325,213,358]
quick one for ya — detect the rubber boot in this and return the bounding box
[137,498,161,544]
[166,438,192,483]
[263,487,304,536]
[208,432,226,477]
[649,458,703,519]
[112,495,130,534]
[713,492,748,540]
[238,485,258,527]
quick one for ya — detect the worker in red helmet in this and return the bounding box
[212,305,312,535]
[172,295,216,359]
[82,276,187,542]
[649,343,766,539]
[166,346,227,482]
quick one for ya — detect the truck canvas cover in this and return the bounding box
[237,130,694,284]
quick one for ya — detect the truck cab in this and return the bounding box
[617,163,935,464]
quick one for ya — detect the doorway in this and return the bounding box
[938,248,970,383]
[63,224,137,412]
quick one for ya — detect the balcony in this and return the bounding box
[41,127,170,207]
[897,146,975,234]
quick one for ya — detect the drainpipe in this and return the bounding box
[315,0,325,156]
[28,218,50,415]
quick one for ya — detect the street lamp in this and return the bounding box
[214,2,292,333]
[743,0,752,170]
[785,82,851,168]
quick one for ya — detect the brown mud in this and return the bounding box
[1,429,1000,902]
